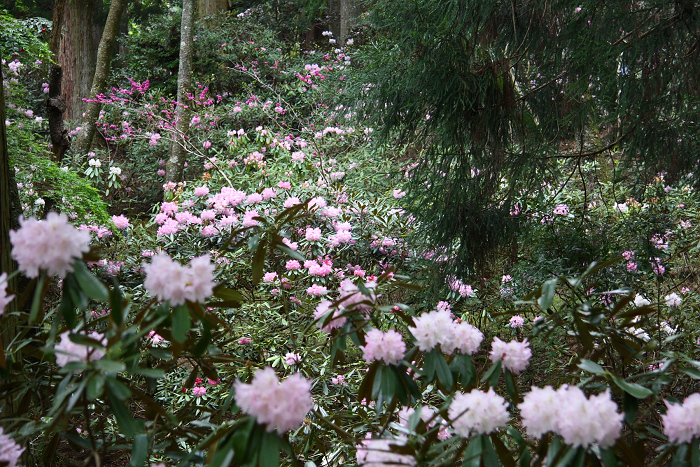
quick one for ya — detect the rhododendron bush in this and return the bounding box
[3,6,700,467]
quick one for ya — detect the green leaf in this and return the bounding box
[105,376,132,400]
[213,287,245,302]
[610,375,652,399]
[130,433,148,467]
[73,260,109,301]
[94,359,126,374]
[577,359,605,375]
[30,274,46,324]
[275,244,305,261]
[434,350,453,390]
[680,368,700,379]
[538,278,558,311]
[480,359,502,387]
[172,305,191,343]
[490,434,516,467]
[107,388,139,438]
[259,430,280,466]
[251,239,267,285]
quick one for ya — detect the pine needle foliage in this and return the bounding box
[349,0,700,277]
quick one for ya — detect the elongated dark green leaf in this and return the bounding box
[213,287,245,302]
[95,359,126,374]
[577,359,605,375]
[259,430,280,466]
[251,239,267,285]
[131,433,148,467]
[275,244,305,261]
[108,390,138,438]
[434,350,453,390]
[491,434,516,467]
[610,375,652,399]
[538,278,558,311]
[172,305,191,343]
[73,260,109,301]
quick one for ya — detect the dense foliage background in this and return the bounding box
[1,0,700,465]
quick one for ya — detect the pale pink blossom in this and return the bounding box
[234,367,312,432]
[10,212,91,278]
[360,329,405,365]
[489,337,531,374]
[448,388,509,436]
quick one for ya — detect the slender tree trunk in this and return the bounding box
[74,0,128,155]
[0,61,22,381]
[48,0,71,162]
[197,0,228,19]
[166,0,195,183]
[58,0,96,121]
[339,0,357,45]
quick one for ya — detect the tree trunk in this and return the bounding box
[339,0,357,45]
[166,0,195,183]
[197,0,228,19]
[48,0,71,162]
[0,59,22,383]
[74,0,128,155]
[58,0,96,121]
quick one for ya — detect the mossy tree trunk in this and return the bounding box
[73,0,129,155]
[166,0,195,183]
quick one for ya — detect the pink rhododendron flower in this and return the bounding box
[112,214,130,229]
[0,427,24,467]
[55,331,107,368]
[10,212,91,278]
[192,386,207,396]
[234,367,312,432]
[194,186,210,197]
[489,337,532,374]
[360,329,405,365]
[448,388,509,436]
[662,393,700,444]
[509,315,525,328]
[143,253,216,306]
[285,352,301,365]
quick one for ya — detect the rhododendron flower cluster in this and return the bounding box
[338,278,376,310]
[356,437,416,466]
[234,367,312,432]
[662,393,700,444]
[519,385,623,448]
[408,309,483,355]
[448,388,509,436]
[489,337,532,374]
[314,299,347,332]
[360,329,405,365]
[143,253,216,306]
[0,427,24,467]
[10,212,91,278]
[55,331,107,367]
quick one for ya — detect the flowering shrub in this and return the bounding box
[2,7,700,466]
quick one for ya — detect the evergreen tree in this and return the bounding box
[351,0,700,276]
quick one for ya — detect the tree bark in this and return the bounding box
[47,66,71,162]
[339,0,358,45]
[58,0,96,121]
[166,0,195,183]
[0,59,22,378]
[197,0,228,20]
[48,0,71,162]
[73,0,129,155]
